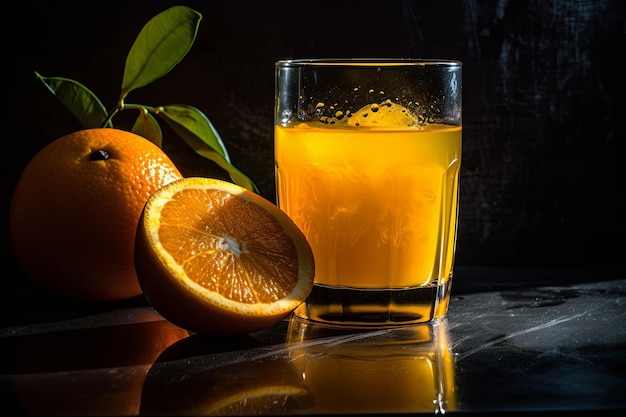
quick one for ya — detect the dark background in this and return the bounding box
[4,0,625,292]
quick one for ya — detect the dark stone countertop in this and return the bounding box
[1,267,624,415]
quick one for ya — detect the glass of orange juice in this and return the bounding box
[274,59,462,327]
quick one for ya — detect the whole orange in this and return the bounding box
[9,128,182,301]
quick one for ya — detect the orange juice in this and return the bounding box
[275,122,461,290]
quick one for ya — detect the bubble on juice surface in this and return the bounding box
[347,100,421,127]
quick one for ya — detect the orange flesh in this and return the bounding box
[157,189,300,304]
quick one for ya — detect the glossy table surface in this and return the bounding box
[1,267,624,416]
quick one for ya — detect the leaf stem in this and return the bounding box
[101,98,123,128]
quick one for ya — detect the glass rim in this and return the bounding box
[275,58,462,68]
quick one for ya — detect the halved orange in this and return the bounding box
[134,177,315,335]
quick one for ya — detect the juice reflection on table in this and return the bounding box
[286,317,456,414]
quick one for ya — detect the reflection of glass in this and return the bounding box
[286,316,456,414]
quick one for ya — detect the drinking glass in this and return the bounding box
[274,59,462,327]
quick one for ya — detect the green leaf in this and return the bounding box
[157,104,259,193]
[194,148,260,195]
[131,107,163,147]
[158,104,229,160]
[35,71,111,128]
[121,6,202,97]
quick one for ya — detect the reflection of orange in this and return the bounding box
[140,334,312,415]
[286,317,457,414]
[10,311,188,415]
[200,386,310,415]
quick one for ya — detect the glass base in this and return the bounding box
[293,279,452,329]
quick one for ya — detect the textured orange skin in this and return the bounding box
[9,128,182,301]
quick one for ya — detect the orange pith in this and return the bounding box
[135,177,315,335]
